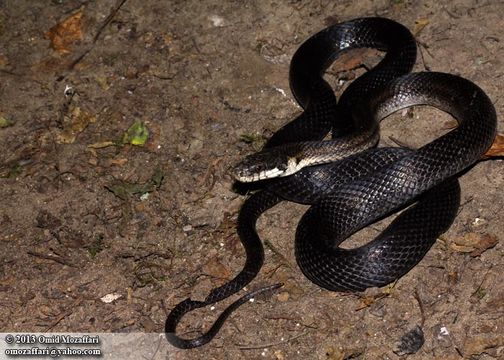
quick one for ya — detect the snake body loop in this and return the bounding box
[165,17,497,349]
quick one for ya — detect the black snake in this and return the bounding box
[165,17,497,348]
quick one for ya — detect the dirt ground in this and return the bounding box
[0,0,502,359]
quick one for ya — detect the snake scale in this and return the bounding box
[165,17,497,348]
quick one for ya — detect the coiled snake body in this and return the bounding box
[165,17,497,348]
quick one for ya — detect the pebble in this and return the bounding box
[276,291,290,302]
[393,325,425,355]
[471,217,486,227]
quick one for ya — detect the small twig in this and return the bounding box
[413,289,425,327]
[0,69,24,77]
[27,251,77,268]
[416,41,433,71]
[387,136,415,150]
[235,330,309,350]
[470,267,493,299]
[263,239,292,270]
[444,7,462,19]
[264,315,319,330]
[264,264,285,279]
[456,195,474,216]
[45,300,81,331]
[200,158,223,191]
[67,49,93,71]
[93,0,129,43]
[143,335,163,360]
[67,0,129,71]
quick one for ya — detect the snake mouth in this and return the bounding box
[232,144,306,182]
[232,152,299,182]
[233,167,282,183]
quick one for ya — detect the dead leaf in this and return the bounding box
[332,48,380,72]
[202,259,232,279]
[442,118,458,130]
[273,350,285,360]
[106,158,128,167]
[140,316,158,332]
[450,243,474,253]
[324,346,345,360]
[464,334,504,357]
[87,141,116,149]
[199,157,223,190]
[355,282,396,310]
[482,133,504,158]
[94,75,110,91]
[413,18,429,36]
[0,54,9,69]
[355,295,377,310]
[276,291,290,302]
[31,56,68,74]
[451,233,498,257]
[0,276,15,287]
[45,11,83,54]
[56,106,96,144]
[212,212,238,251]
[447,271,458,285]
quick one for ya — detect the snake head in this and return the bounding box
[232,145,301,183]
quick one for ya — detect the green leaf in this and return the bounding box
[239,133,264,144]
[122,120,149,146]
[0,116,13,128]
[105,167,165,200]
